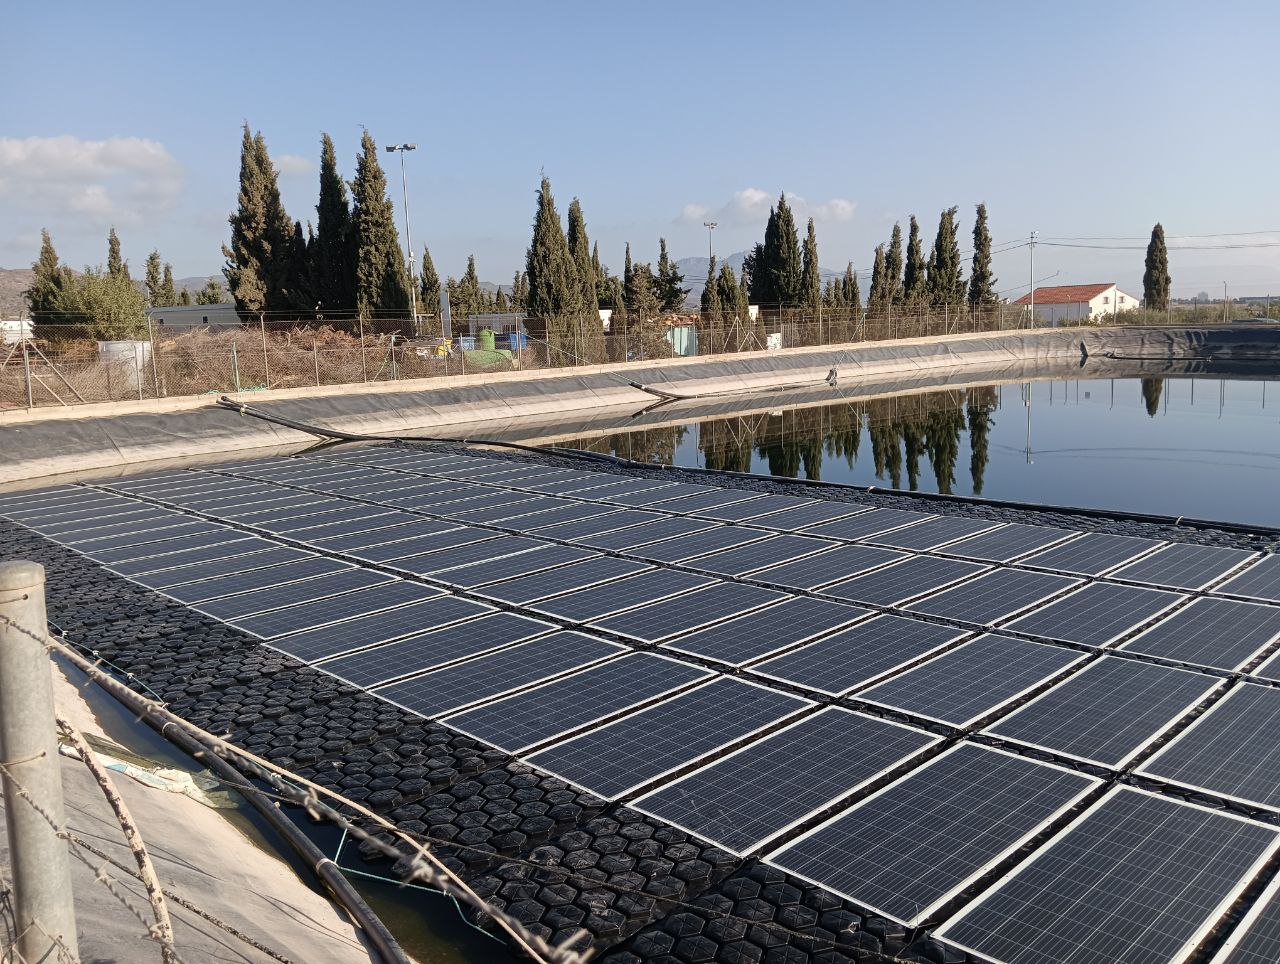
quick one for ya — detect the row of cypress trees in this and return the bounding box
[223,126,411,320]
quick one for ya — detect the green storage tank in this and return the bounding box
[477,328,497,351]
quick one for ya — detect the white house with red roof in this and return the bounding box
[1012,282,1140,324]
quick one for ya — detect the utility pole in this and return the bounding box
[385,143,419,332]
[703,221,718,263]
[1028,231,1036,329]
[1224,282,1228,324]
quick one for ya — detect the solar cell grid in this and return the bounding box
[598,484,692,508]
[285,512,417,543]
[748,544,906,591]
[105,537,268,576]
[768,744,1098,925]
[348,527,493,564]
[622,482,723,505]
[233,579,434,640]
[570,478,682,502]
[939,523,1077,562]
[662,595,868,665]
[685,534,835,577]
[1255,649,1280,683]
[1213,871,1280,964]
[633,708,939,854]
[448,495,577,524]
[473,557,650,605]
[13,499,156,526]
[1111,542,1258,591]
[159,555,343,604]
[1002,582,1186,647]
[193,566,379,620]
[589,582,789,643]
[1021,531,1164,576]
[698,493,816,522]
[800,507,935,541]
[1216,554,1280,603]
[309,520,453,553]
[985,656,1220,767]
[516,474,626,495]
[857,633,1086,726]
[389,535,545,576]
[1140,683,1280,810]
[630,526,768,564]
[85,527,245,563]
[57,516,200,547]
[499,503,621,532]
[867,517,1002,551]
[1119,598,1280,671]
[745,501,870,533]
[426,543,596,589]
[750,615,969,695]
[525,569,717,622]
[905,568,1080,625]
[441,652,713,752]
[369,631,625,716]
[35,507,179,537]
[616,488,757,515]
[822,556,989,607]
[130,546,311,589]
[527,676,811,800]
[530,509,664,542]
[937,788,1280,964]
[439,491,544,517]
[574,516,717,551]
[314,611,556,687]
[0,486,103,512]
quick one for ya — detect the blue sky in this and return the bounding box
[5,0,1280,296]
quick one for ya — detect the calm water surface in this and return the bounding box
[560,376,1280,527]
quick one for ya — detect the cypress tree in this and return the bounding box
[566,198,597,312]
[351,130,410,321]
[868,244,888,310]
[419,247,441,316]
[657,237,687,312]
[801,218,821,311]
[967,389,994,495]
[903,216,927,305]
[525,176,580,317]
[196,278,227,304]
[769,194,802,305]
[1141,377,1164,417]
[625,261,659,319]
[744,242,769,304]
[223,124,293,315]
[885,222,904,304]
[26,229,72,333]
[700,256,722,347]
[456,255,482,320]
[622,243,634,297]
[107,227,127,279]
[509,270,527,312]
[315,132,355,311]
[495,288,509,312]
[968,202,998,307]
[842,262,858,307]
[1143,223,1171,310]
[144,250,163,306]
[159,263,177,307]
[283,220,315,311]
[178,288,192,306]
[926,206,965,307]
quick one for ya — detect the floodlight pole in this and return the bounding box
[1028,231,1036,330]
[386,143,420,332]
[703,221,718,263]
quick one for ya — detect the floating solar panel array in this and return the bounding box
[8,442,1280,964]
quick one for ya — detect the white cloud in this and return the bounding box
[275,153,312,178]
[678,187,856,226]
[0,135,182,227]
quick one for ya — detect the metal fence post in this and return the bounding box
[134,346,143,401]
[0,561,80,963]
[258,312,270,389]
[359,318,368,382]
[21,341,33,409]
[231,342,241,392]
[147,314,161,398]
[313,339,321,387]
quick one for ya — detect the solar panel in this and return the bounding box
[750,615,969,695]
[233,580,436,640]
[571,478,679,503]
[314,611,556,687]
[629,526,769,564]
[389,535,546,576]
[159,555,345,604]
[662,596,868,665]
[57,514,205,546]
[574,516,718,551]
[424,543,597,589]
[1021,531,1164,576]
[193,566,381,620]
[1111,543,1258,591]
[697,493,816,523]
[7,496,150,524]
[105,537,269,576]
[822,556,989,607]
[525,569,717,622]
[474,557,651,605]
[800,507,935,541]
[517,473,628,496]
[369,631,625,716]
[744,501,870,533]
[1119,598,1280,671]
[985,656,1219,766]
[748,544,907,591]
[768,744,1098,925]
[601,483,692,508]
[498,502,622,532]
[857,634,1086,726]
[685,534,835,577]
[86,528,248,564]
[129,546,311,589]
[633,708,939,855]
[937,788,1280,964]
[283,511,417,543]
[350,527,495,564]
[867,517,1002,551]
[1216,555,1280,604]
[905,568,1080,625]
[69,520,219,553]
[1002,582,1186,647]
[439,491,545,518]
[264,592,484,662]
[448,495,577,524]
[441,652,713,752]
[940,523,1077,562]
[527,676,810,800]
[38,508,183,539]
[1140,683,1280,810]
[266,507,398,536]
[640,487,754,514]
[306,520,451,553]
[588,582,789,643]
[1254,649,1280,683]
[529,509,659,541]
[1213,871,1280,964]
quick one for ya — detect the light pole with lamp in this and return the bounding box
[385,143,419,335]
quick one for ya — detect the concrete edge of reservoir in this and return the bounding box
[2,324,1277,487]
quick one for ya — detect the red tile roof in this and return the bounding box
[1013,283,1115,306]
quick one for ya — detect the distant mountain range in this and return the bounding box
[0,268,220,318]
